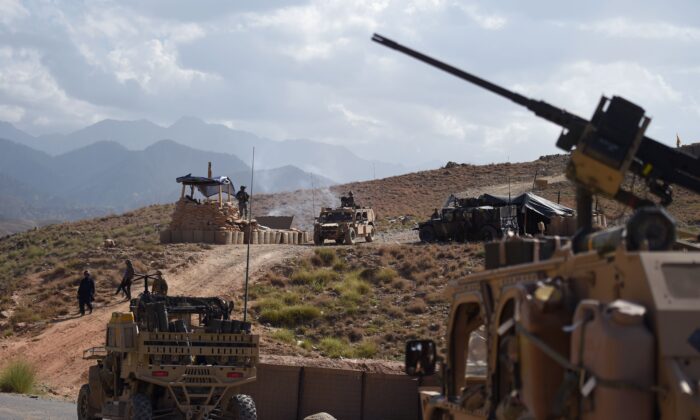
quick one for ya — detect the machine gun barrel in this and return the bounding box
[371,33,700,196]
[370,34,589,133]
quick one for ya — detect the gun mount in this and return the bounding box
[372,33,700,251]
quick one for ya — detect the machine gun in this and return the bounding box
[372,33,700,250]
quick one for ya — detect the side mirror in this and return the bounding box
[405,339,437,376]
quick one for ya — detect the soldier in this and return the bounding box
[151,271,169,296]
[115,259,134,300]
[77,270,95,316]
[236,185,250,219]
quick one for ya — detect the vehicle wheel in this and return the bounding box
[335,237,345,245]
[419,226,436,243]
[345,228,356,245]
[479,226,498,242]
[365,229,374,243]
[77,384,99,420]
[229,394,257,420]
[128,393,152,420]
[313,231,322,246]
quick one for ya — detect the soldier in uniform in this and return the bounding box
[236,186,250,219]
[151,271,168,296]
[77,270,95,316]
[115,259,134,300]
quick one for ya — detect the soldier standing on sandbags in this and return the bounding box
[115,259,134,300]
[151,270,169,296]
[236,185,250,219]
[77,270,95,316]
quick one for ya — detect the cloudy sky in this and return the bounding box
[1,0,699,167]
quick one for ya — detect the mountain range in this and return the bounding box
[0,118,410,183]
[0,137,335,233]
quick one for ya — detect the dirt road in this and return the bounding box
[0,244,312,399]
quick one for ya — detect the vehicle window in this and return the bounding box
[466,325,487,378]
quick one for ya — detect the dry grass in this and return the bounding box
[253,243,484,360]
[0,360,35,394]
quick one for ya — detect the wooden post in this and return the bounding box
[218,185,223,207]
[208,162,212,178]
[227,184,232,203]
[181,184,186,199]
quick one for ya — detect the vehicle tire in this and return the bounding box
[335,236,345,245]
[313,231,322,246]
[365,228,374,243]
[77,384,99,420]
[229,394,257,420]
[419,226,436,243]
[345,228,356,245]
[479,226,498,242]
[128,393,152,420]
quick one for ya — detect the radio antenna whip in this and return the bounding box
[243,147,255,323]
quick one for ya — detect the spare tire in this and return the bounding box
[345,228,356,245]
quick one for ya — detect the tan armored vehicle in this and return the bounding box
[313,193,376,245]
[373,34,700,419]
[78,273,258,420]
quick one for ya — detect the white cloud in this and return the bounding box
[0,0,29,26]
[513,60,682,116]
[579,18,700,42]
[0,104,24,122]
[0,47,109,125]
[456,3,507,30]
[431,111,478,139]
[329,103,382,128]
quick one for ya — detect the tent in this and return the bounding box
[176,174,235,199]
[478,192,574,234]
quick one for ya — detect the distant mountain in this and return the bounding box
[3,118,408,183]
[0,138,334,229]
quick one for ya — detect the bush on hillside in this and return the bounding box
[0,360,35,394]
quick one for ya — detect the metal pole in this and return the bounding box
[310,173,316,224]
[243,147,255,322]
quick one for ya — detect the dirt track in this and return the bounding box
[0,244,313,399]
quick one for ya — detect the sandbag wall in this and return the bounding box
[240,363,429,420]
[160,228,310,245]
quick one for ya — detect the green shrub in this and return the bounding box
[374,267,398,283]
[313,248,337,266]
[271,329,295,343]
[0,360,35,394]
[319,337,353,358]
[291,269,339,291]
[259,305,321,327]
[354,340,378,358]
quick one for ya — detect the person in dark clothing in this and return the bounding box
[115,259,134,300]
[236,186,250,219]
[77,270,95,316]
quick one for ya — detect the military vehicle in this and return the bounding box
[78,273,258,420]
[373,34,700,419]
[417,196,519,242]
[313,194,376,245]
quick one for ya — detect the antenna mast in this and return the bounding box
[243,147,255,323]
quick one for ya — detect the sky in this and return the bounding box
[0,0,699,167]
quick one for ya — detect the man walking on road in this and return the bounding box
[115,259,134,300]
[77,270,95,316]
[236,185,250,219]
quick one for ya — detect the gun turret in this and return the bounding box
[371,34,700,206]
[372,33,700,252]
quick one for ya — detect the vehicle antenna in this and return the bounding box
[310,173,316,224]
[507,155,511,205]
[243,147,255,323]
[532,167,539,191]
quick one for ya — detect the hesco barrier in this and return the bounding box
[240,363,431,420]
[160,229,310,245]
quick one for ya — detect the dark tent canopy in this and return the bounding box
[478,192,574,218]
[176,174,234,198]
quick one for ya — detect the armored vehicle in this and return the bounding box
[78,273,258,420]
[417,196,518,243]
[313,196,376,245]
[373,34,700,419]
